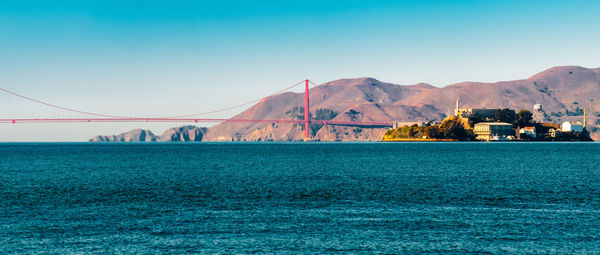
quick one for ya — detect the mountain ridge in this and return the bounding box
[90,65,600,142]
[203,65,600,141]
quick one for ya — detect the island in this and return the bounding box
[384,106,593,142]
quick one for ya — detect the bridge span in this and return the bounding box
[1,79,395,139]
[0,118,393,127]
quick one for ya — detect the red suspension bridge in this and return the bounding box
[0,79,394,140]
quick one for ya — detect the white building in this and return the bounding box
[474,122,514,140]
[519,126,536,139]
[561,121,583,132]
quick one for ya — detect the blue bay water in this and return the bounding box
[1,142,600,253]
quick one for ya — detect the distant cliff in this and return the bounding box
[160,126,207,141]
[90,129,158,142]
[91,126,207,142]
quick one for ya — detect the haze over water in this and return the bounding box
[1,142,599,253]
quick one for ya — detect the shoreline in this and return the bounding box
[381,138,458,142]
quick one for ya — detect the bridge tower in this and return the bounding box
[304,79,310,141]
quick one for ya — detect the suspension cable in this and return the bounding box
[0,80,307,119]
[0,87,128,118]
[162,80,306,118]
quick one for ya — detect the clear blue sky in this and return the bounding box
[1,0,599,141]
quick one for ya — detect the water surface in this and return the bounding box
[1,142,599,253]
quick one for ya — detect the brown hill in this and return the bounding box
[203,66,600,141]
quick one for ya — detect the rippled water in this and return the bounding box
[1,142,600,253]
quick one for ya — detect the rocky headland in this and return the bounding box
[91,126,207,142]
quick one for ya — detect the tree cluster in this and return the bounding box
[384,116,475,141]
[469,108,534,129]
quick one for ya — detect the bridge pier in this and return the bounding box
[304,79,310,141]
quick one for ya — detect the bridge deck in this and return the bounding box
[0,118,393,127]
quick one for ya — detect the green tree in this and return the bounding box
[440,116,473,140]
[313,108,338,120]
[424,125,441,139]
[469,115,486,127]
[285,106,304,120]
[494,108,516,123]
[515,110,533,128]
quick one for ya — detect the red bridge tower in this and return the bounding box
[304,79,310,141]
